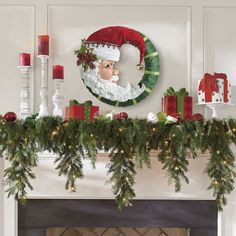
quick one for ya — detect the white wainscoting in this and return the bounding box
[0,0,236,236]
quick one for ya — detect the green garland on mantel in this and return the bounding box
[0,115,236,211]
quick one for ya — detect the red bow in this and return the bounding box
[199,73,219,93]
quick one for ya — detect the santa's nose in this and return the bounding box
[113,69,119,76]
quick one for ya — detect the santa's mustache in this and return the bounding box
[109,75,119,82]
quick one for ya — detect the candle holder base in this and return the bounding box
[52,79,64,117]
[18,66,31,119]
[37,55,49,117]
[197,102,233,118]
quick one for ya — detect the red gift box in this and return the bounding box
[198,73,229,103]
[183,96,193,120]
[163,96,177,114]
[65,105,99,121]
[214,73,228,103]
[163,88,192,120]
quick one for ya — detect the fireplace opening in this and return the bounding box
[47,227,188,236]
[18,199,217,236]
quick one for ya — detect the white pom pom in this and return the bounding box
[105,110,116,120]
[147,112,158,123]
[166,115,178,123]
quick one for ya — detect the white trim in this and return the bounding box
[87,43,120,62]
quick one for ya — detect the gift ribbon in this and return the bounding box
[164,87,189,96]
[198,73,219,102]
[69,100,93,121]
[214,73,228,102]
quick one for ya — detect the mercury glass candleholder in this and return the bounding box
[17,66,31,119]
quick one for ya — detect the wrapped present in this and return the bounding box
[163,96,177,114]
[214,73,231,103]
[65,100,99,121]
[198,72,231,103]
[163,87,193,120]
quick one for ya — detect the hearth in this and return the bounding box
[18,199,217,236]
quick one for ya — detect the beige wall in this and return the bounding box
[0,1,236,236]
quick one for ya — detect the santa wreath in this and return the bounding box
[75,26,160,107]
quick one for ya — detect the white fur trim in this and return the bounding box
[87,44,120,62]
[81,66,145,102]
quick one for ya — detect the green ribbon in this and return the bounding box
[164,87,189,96]
[69,100,93,121]
[164,87,189,118]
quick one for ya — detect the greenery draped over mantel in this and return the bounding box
[0,115,236,211]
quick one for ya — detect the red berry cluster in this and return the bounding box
[113,112,128,120]
[192,113,204,121]
[76,52,97,70]
[75,40,98,72]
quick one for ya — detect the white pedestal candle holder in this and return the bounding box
[206,103,224,118]
[17,66,31,119]
[52,79,64,117]
[197,102,233,118]
[37,55,49,117]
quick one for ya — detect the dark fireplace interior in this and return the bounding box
[18,199,217,236]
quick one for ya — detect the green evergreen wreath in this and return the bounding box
[76,30,160,107]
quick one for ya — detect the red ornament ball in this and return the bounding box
[120,112,128,119]
[4,112,17,122]
[192,113,204,121]
[114,114,122,120]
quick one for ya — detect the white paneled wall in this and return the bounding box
[48,5,191,116]
[0,5,35,113]
[0,0,236,236]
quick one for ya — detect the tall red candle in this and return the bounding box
[19,53,31,66]
[53,65,64,79]
[38,35,49,55]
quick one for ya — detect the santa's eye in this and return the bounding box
[104,62,114,69]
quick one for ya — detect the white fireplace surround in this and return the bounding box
[1,0,236,235]
[2,151,236,236]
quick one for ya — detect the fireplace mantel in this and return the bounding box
[3,151,236,236]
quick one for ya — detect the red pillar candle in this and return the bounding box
[19,53,31,66]
[38,35,49,55]
[53,65,64,79]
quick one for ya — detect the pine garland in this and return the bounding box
[0,116,236,210]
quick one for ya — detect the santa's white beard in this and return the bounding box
[81,67,145,102]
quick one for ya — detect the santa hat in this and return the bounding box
[85,26,146,68]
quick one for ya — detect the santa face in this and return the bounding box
[98,60,119,82]
[81,63,145,103]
